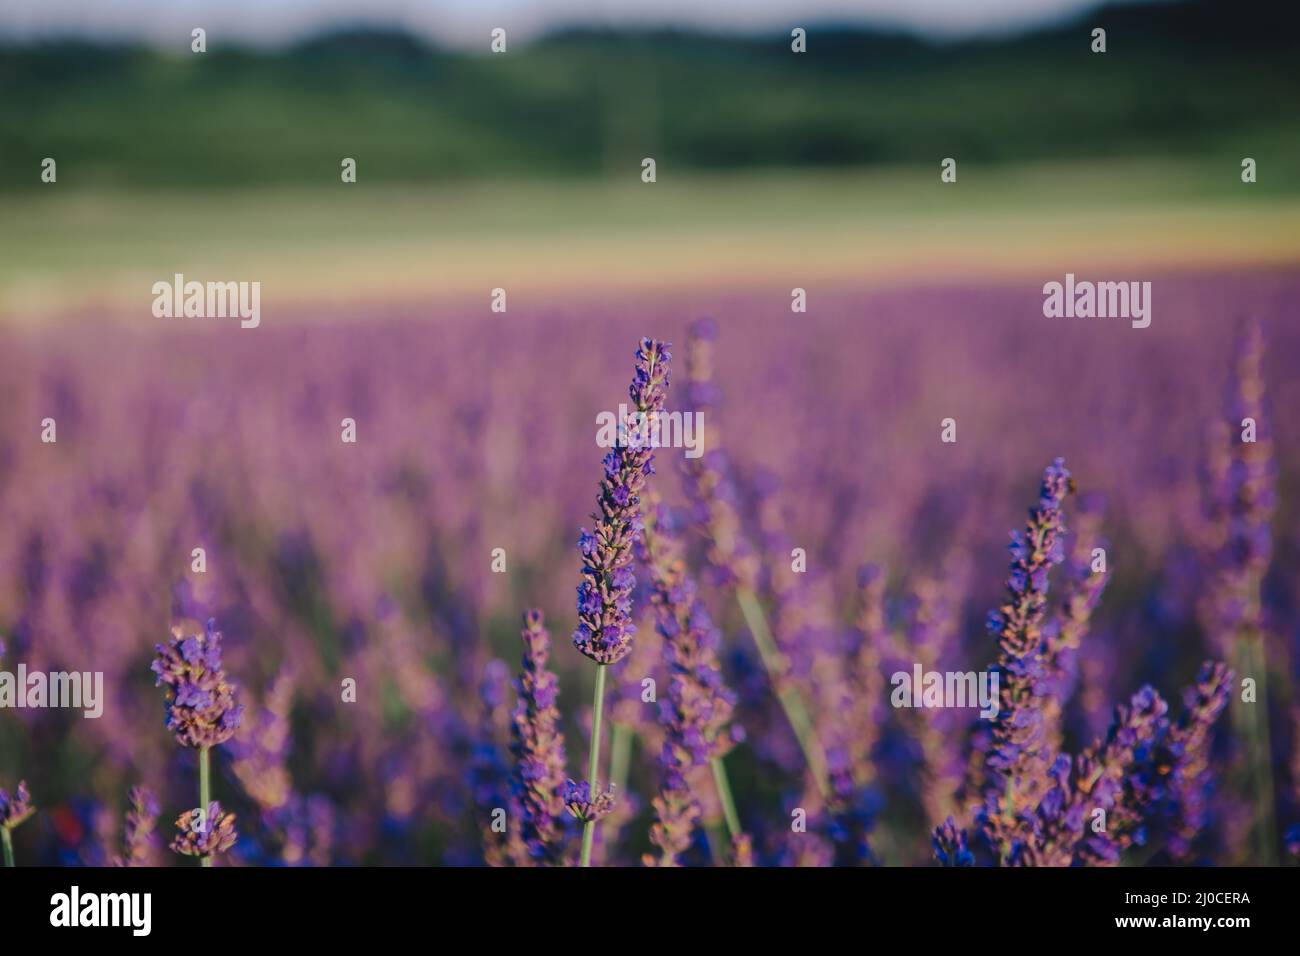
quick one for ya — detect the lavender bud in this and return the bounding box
[572,339,672,665]
[562,779,616,824]
[113,786,160,867]
[152,618,244,750]
[169,802,238,859]
[0,780,35,831]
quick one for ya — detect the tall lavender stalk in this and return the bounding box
[639,497,746,865]
[979,458,1072,862]
[1041,494,1109,753]
[1164,661,1234,860]
[510,610,569,865]
[904,552,972,829]
[570,338,671,866]
[0,781,35,867]
[681,319,828,797]
[112,786,161,867]
[152,617,244,867]
[1201,320,1277,862]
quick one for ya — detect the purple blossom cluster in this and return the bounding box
[0,780,34,830]
[151,619,244,750]
[572,339,672,665]
[561,779,616,824]
[639,500,745,864]
[112,786,160,867]
[169,802,238,858]
[508,610,570,865]
[978,458,1073,858]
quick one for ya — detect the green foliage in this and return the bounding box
[0,1,1296,190]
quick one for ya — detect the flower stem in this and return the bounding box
[710,755,742,841]
[1235,627,1276,864]
[735,587,829,798]
[1,828,13,867]
[579,664,608,868]
[199,745,212,869]
[610,723,633,795]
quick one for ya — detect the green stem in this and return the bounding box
[710,755,742,841]
[579,664,608,868]
[1235,629,1276,864]
[1,827,13,867]
[736,587,829,798]
[199,746,212,869]
[703,821,726,866]
[610,723,633,795]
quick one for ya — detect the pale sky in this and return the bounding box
[0,0,1154,48]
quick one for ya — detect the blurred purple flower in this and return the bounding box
[509,610,570,865]
[112,786,160,867]
[0,780,35,830]
[170,802,238,859]
[639,500,744,865]
[151,618,244,749]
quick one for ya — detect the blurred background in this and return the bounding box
[0,0,1298,867]
[1,0,1298,316]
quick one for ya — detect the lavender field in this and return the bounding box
[1,267,1298,867]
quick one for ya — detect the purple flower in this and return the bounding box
[640,502,741,766]
[977,458,1072,858]
[1072,663,1230,865]
[227,670,295,813]
[572,338,671,665]
[113,786,161,867]
[170,801,238,859]
[0,780,35,830]
[562,779,616,824]
[642,741,701,867]
[932,817,974,866]
[152,618,243,749]
[1040,495,1109,749]
[509,610,570,865]
[904,548,974,829]
[1163,661,1233,860]
[1035,685,1169,866]
[678,319,760,592]
[638,500,744,864]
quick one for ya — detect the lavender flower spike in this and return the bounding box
[154,617,243,868]
[0,780,35,867]
[572,338,672,665]
[0,780,34,831]
[572,338,671,868]
[170,802,238,860]
[980,458,1072,859]
[1166,661,1233,861]
[152,618,244,749]
[113,786,161,867]
[638,499,745,864]
[510,610,570,865]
